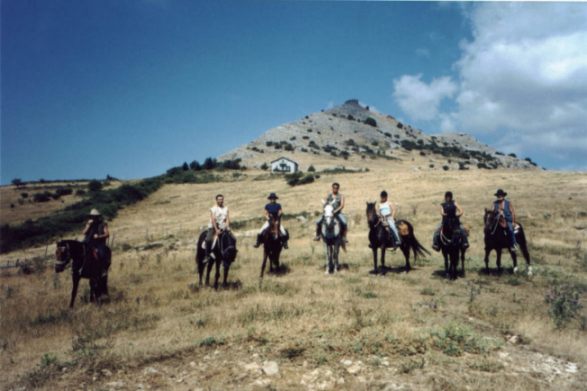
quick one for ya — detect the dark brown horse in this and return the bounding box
[366,203,429,273]
[439,221,467,280]
[55,240,111,308]
[259,215,288,278]
[484,209,532,275]
[195,230,238,288]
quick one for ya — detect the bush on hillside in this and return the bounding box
[364,117,377,127]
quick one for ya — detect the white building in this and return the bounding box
[270,157,299,173]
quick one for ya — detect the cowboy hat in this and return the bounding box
[267,192,278,200]
[89,208,102,216]
[494,189,507,197]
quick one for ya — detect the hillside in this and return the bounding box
[221,99,538,171]
[1,163,586,390]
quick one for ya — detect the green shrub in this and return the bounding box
[364,117,377,127]
[33,192,52,203]
[87,180,103,192]
[545,284,583,329]
[285,172,316,187]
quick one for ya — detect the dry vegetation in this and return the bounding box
[1,159,586,390]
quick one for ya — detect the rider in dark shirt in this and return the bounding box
[432,192,469,251]
[254,193,288,249]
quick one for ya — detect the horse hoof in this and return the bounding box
[527,266,533,276]
[513,266,519,274]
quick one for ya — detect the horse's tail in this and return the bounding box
[195,231,207,265]
[516,224,531,264]
[400,220,430,260]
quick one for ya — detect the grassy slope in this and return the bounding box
[1,159,586,390]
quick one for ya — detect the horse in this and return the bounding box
[483,209,532,275]
[438,219,467,280]
[55,240,111,308]
[320,203,343,274]
[259,215,287,278]
[195,230,238,289]
[366,203,429,274]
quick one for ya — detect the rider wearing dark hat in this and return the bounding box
[432,191,469,251]
[493,189,517,251]
[254,192,288,249]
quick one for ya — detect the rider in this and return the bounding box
[432,191,469,251]
[254,192,289,249]
[314,182,348,243]
[205,194,230,262]
[377,190,401,249]
[493,188,517,251]
[82,208,111,267]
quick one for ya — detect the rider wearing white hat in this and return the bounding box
[83,208,110,263]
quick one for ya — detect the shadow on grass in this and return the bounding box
[369,265,415,275]
[268,263,291,276]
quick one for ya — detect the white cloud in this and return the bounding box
[393,3,587,168]
[415,48,430,58]
[392,74,457,121]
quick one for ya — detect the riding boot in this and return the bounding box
[204,240,212,263]
[462,232,470,249]
[432,230,441,252]
[314,224,321,241]
[253,233,262,248]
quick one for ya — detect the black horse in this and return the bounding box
[366,202,429,273]
[483,209,532,275]
[438,221,467,280]
[195,230,238,288]
[55,240,111,308]
[259,216,288,278]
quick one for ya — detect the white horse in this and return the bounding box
[321,202,343,274]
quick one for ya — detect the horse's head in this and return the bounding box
[484,208,496,227]
[55,241,71,273]
[323,204,334,227]
[366,202,378,227]
[219,231,238,262]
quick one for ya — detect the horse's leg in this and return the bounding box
[213,258,221,289]
[442,248,449,277]
[372,248,378,274]
[403,245,411,272]
[223,263,229,287]
[380,246,386,273]
[461,249,466,278]
[205,256,214,286]
[484,248,490,272]
[335,244,340,272]
[510,249,518,274]
[496,249,503,274]
[260,251,268,279]
[69,274,80,309]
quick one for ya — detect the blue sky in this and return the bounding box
[2,1,586,183]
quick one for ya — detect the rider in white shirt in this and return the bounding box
[205,194,230,262]
[378,190,401,248]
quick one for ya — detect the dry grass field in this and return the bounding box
[1,158,586,390]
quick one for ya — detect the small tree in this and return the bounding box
[190,160,201,171]
[11,178,23,187]
[307,165,316,172]
[88,180,103,192]
[260,162,269,171]
[364,117,377,127]
[182,162,189,171]
[203,157,217,170]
